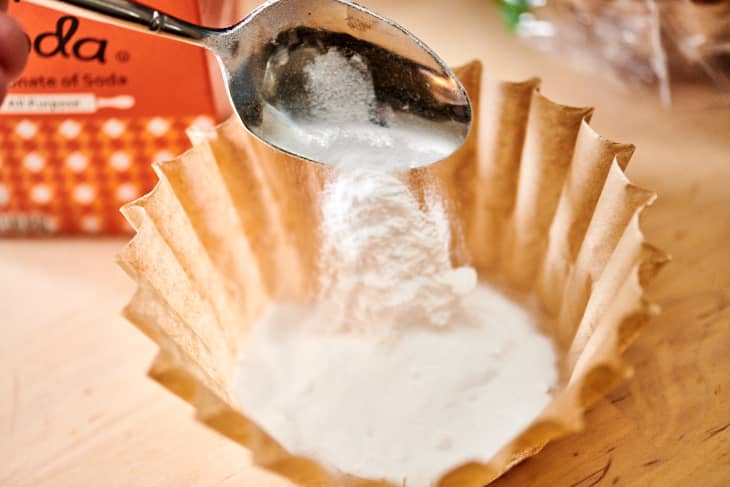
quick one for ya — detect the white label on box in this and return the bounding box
[0,94,135,114]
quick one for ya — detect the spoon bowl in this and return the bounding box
[24,0,472,168]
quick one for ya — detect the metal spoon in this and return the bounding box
[23,0,472,168]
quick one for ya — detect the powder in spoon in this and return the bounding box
[257,46,461,169]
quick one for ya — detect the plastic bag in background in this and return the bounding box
[498,0,730,106]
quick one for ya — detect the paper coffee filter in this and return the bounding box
[118,61,668,486]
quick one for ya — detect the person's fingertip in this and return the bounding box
[0,70,8,105]
[0,13,29,79]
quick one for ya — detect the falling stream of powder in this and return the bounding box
[304,48,476,336]
[317,167,477,336]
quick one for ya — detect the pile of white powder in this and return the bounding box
[233,47,558,486]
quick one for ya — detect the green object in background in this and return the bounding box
[497,0,531,32]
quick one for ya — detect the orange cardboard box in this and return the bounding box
[0,1,218,235]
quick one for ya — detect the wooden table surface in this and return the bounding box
[2,1,729,486]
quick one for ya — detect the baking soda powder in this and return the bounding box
[233,47,558,486]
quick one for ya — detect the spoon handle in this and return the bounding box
[19,0,223,46]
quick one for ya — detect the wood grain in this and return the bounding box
[1,1,729,485]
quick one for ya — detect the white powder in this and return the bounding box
[304,50,376,125]
[235,288,557,486]
[317,168,477,336]
[257,47,462,169]
[233,47,558,487]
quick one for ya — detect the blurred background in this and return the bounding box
[2,0,728,238]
